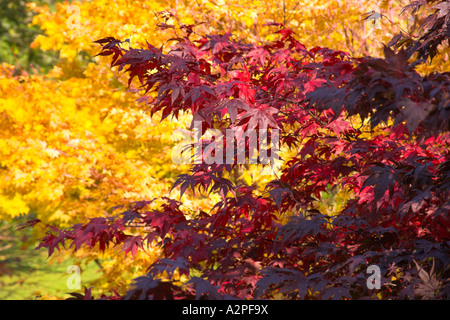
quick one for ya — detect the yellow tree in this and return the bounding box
[1,0,211,297]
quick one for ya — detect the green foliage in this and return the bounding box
[0,0,60,72]
[0,219,101,299]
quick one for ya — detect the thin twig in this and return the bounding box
[380,13,420,39]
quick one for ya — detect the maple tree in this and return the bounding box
[25,0,449,300]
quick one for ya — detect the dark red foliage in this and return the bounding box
[388,0,450,62]
[29,5,450,300]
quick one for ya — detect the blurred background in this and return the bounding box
[0,0,60,73]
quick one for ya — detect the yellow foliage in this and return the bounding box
[0,193,30,218]
[27,0,411,65]
[0,57,206,294]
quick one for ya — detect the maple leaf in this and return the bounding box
[321,286,351,300]
[125,274,176,300]
[275,213,327,248]
[239,105,279,130]
[67,287,94,300]
[255,267,306,298]
[122,236,143,257]
[149,257,190,278]
[16,218,41,230]
[413,259,441,299]
[187,277,224,300]
[396,98,434,136]
[362,10,382,24]
[305,85,346,117]
[434,1,450,19]
[361,164,398,213]
[172,170,235,199]
[303,73,326,94]
[94,37,125,67]
[36,227,73,257]
[219,98,250,123]
[266,182,295,211]
[93,37,118,45]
